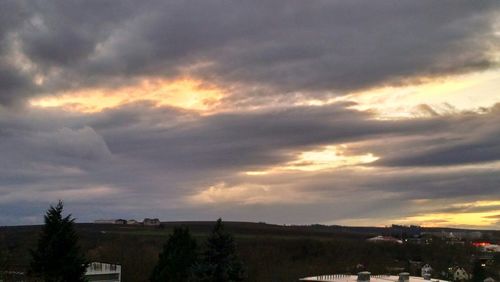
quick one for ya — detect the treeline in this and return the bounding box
[1,201,246,282]
[1,202,498,282]
[150,219,245,282]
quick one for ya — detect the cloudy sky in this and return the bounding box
[1,0,499,228]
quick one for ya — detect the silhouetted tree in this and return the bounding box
[472,260,486,282]
[0,248,6,281]
[194,219,245,282]
[150,226,198,282]
[29,201,88,282]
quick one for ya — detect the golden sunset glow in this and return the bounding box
[188,182,273,205]
[30,78,225,112]
[395,200,500,227]
[245,145,378,175]
[396,212,499,227]
[344,69,500,119]
[188,182,320,205]
[287,145,379,171]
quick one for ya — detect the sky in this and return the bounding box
[0,0,499,229]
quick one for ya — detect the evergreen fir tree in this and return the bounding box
[195,218,246,282]
[0,248,6,281]
[150,226,199,282]
[472,260,486,282]
[29,201,88,282]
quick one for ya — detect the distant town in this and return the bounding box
[94,218,161,226]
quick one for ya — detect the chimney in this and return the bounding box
[357,272,371,282]
[399,272,410,282]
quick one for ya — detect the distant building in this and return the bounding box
[85,262,121,282]
[424,231,482,241]
[127,219,138,225]
[115,219,126,225]
[367,236,403,244]
[300,271,448,282]
[473,242,500,253]
[143,218,161,226]
[95,219,125,224]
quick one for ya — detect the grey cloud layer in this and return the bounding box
[1,102,500,226]
[0,0,499,105]
[373,105,500,167]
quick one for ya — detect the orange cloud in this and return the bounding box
[30,77,225,113]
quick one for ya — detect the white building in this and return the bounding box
[300,272,448,282]
[85,262,121,282]
[367,236,403,244]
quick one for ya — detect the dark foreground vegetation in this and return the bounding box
[0,219,499,281]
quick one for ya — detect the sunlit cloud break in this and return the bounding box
[30,78,224,112]
[245,145,379,175]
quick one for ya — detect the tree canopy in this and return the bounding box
[150,226,199,282]
[194,218,246,282]
[29,201,88,282]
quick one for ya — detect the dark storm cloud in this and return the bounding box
[3,101,494,187]
[260,162,500,205]
[0,63,34,105]
[0,0,499,105]
[0,1,35,105]
[374,104,500,167]
[382,139,500,167]
[19,0,137,68]
[367,169,500,200]
[91,102,451,171]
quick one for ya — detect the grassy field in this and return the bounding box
[0,222,498,282]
